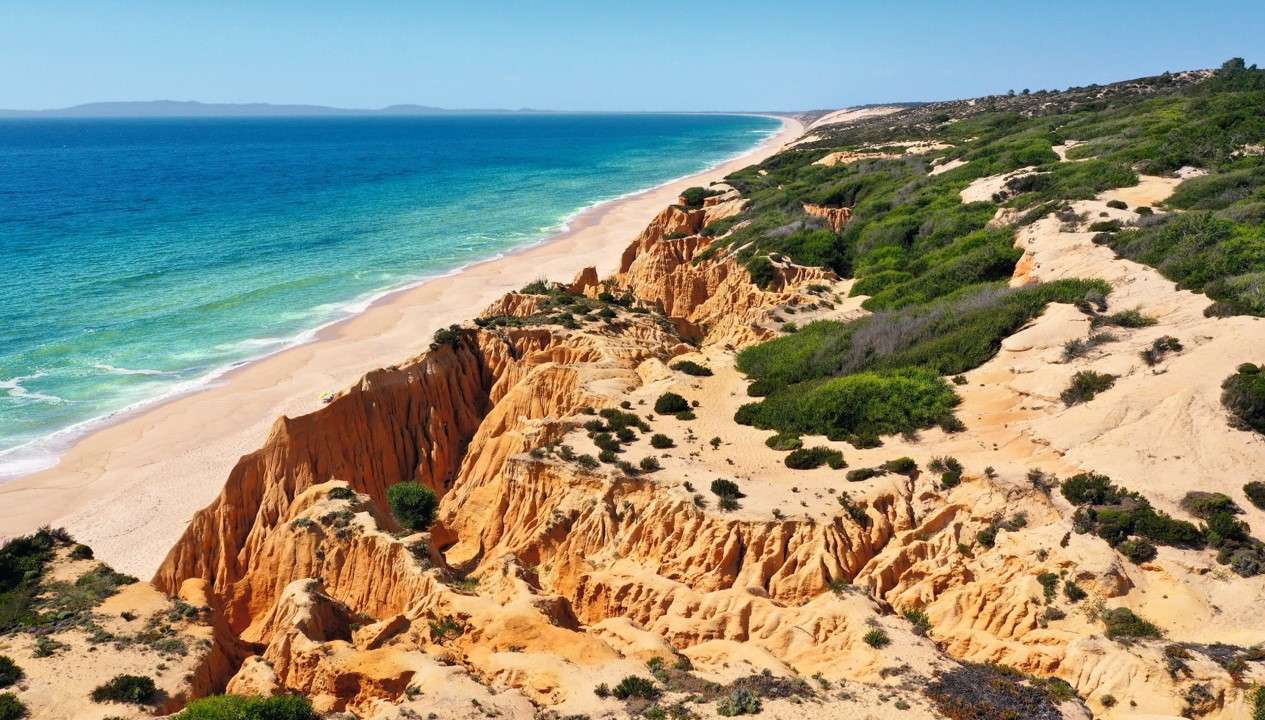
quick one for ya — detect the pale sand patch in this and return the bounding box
[959,166,1039,203]
[805,106,904,133]
[0,118,805,578]
[928,157,967,176]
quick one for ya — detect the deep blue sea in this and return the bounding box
[0,113,779,477]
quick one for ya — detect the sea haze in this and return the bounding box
[0,112,779,476]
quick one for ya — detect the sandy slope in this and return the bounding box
[0,117,804,578]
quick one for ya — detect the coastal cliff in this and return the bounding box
[7,62,1265,720]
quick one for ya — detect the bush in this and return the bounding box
[764,433,802,451]
[387,482,439,532]
[846,467,883,482]
[639,456,661,472]
[1102,607,1161,640]
[0,657,17,688]
[711,479,744,499]
[0,658,19,689]
[930,456,964,488]
[784,447,845,470]
[1063,581,1087,603]
[1061,371,1116,405]
[576,454,599,470]
[903,608,932,636]
[680,186,718,208]
[91,674,158,705]
[0,694,26,720]
[69,543,94,560]
[1223,363,1265,433]
[716,689,763,716]
[1119,538,1158,564]
[882,457,918,476]
[1091,309,1156,329]
[670,360,713,377]
[653,392,690,415]
[174,695,317,720]
[1245,482,1265,510]
[1140,335,1182,365]
[1106,199,1128,210]
[863,628,890,649]
[1180,491,1241,519]
[649,433,674,449]
[611,675,660,700]
[1037,572,1059,602]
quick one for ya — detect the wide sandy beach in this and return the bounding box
[0,116,803,577]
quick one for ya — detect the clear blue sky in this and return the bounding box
[3,0,1261,111]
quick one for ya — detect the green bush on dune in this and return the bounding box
[174,694,317,720]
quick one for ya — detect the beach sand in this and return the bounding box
[0,116,804,578]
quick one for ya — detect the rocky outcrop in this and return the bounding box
[802,201,852,233]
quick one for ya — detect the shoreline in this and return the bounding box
[0,115,804,577]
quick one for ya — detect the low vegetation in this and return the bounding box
[174,695,317,720]
[0,693,26,720]
[1223,363,1265,433]
[735,281,1108,443]
[387,482,438,532]
[1060,370,1117,405]
[926,663,1070,720]
[669,360,713,376]
[90,674,158,705]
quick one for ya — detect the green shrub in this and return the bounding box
[1106,199,1128,210]
[174,694,317,720]
[639,457,661,472]
[1245,481,1265,510]
[1102,607,1161,640]
[784,447,845,470]
[327,486,356,501]
[680,186,719,208]
[930,456,964,488]
[846,467,883,482]
[387,482,438,532]
[670,360,713,377]
[650,433,674,449]
[653,392,690,415]
[1119,539,1158,564]
[576,454,599,470]
[0,657,20,689]
[882,457,918,476]
[1037,572,1059,602]
[1061,371,1116,405]
[90,674,158,705]
[863,628,890,649]
[710,479,744,499]
[764,433,802,451]
[1140,335,1182,365]
[0,693,26,720]
[1063,581,1087,603]
[1252,685,1265,720]
[716,689,762,716]
[611,675,660,700]
[69,544,94,560]
[1180,491,1241,519]
[1223,363,1265,433]
[1091,309,1156,329]
[903,608,932,636]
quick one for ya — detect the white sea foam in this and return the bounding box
[92,363,179,377]
[0,371,67,405]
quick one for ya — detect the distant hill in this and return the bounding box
[0,100,525,118]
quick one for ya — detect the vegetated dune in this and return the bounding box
[7,61,1265,720]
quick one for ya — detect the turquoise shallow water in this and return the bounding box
[0,113,779,477]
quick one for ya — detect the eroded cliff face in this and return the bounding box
[142,170,1264,719]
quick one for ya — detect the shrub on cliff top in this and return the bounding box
[1223,363,1265,434]
[174,694,317,720]
[90,674,158,705]
[710,479,744,499]
[680,186,719,208]
[387,482,438,532]
[1060,371,1116,406]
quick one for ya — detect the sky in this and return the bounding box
[2,0,1262,111]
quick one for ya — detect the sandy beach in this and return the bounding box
[0,116,803,577]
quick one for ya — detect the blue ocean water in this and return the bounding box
[0,113,779,476]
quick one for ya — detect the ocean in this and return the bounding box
[0,112,780,477]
